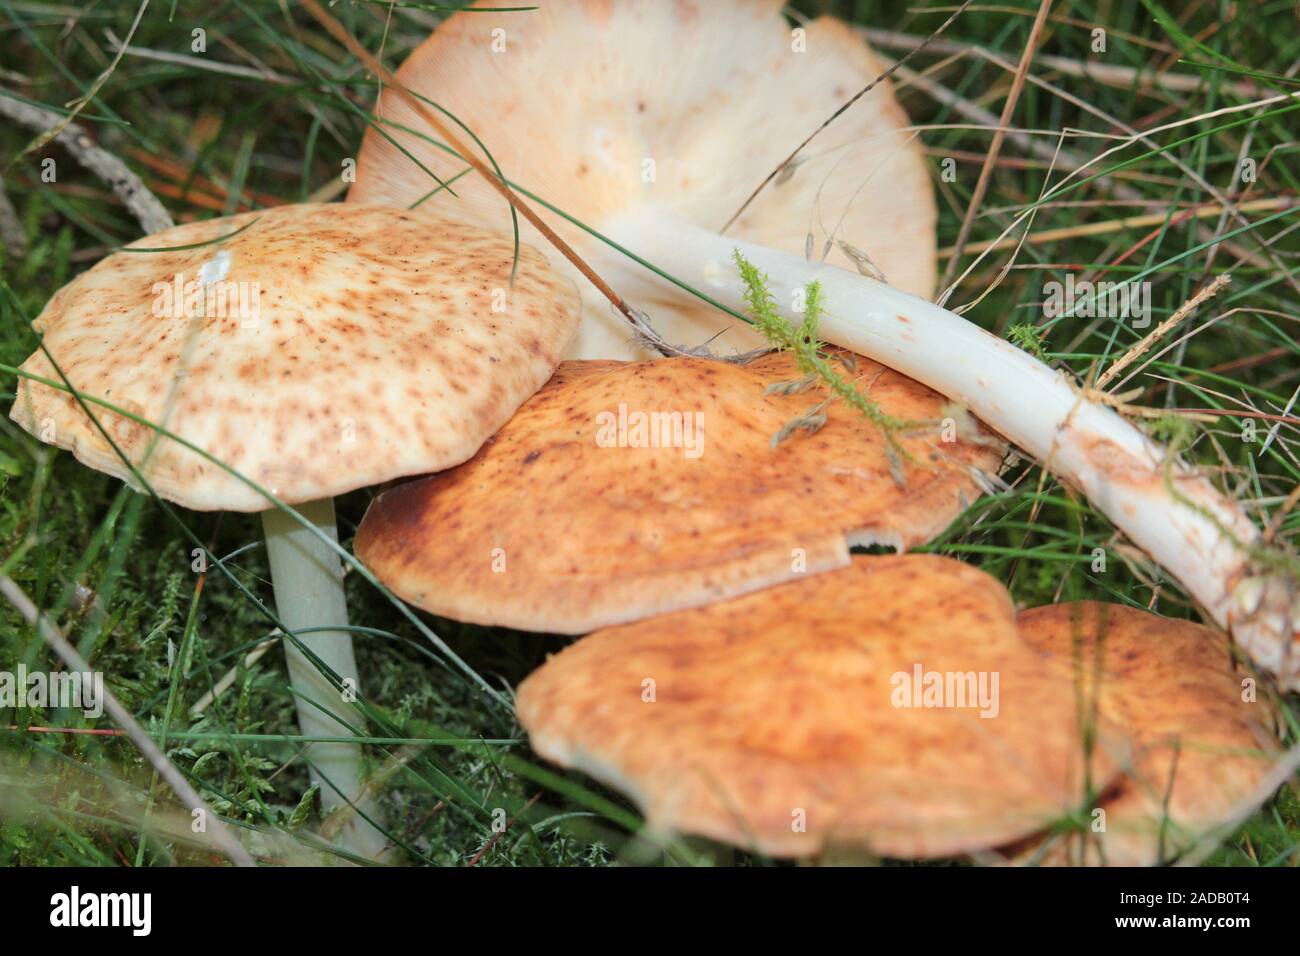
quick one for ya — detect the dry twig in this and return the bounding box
[938,0,1053,298]
[0,175,26,257]
[1097,273,1232,390]
[0,574,254,867]
[0,94,173,234]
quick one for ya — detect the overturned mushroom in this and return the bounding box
[10,202,581,855]
[351,0,1299,688]
[350,0,935,359]
[355,349,1003,633]
[516,555,1123,858]
[1007,602,1282,866]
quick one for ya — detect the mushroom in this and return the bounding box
[9,201,582,855]
[1006,602,1282,866]
[355,349,1004,632]
[349,0,935,360]
[349,0,1299,688]
[515,554,1124,858]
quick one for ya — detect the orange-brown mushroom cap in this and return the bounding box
[10,203,581,511]
[349,0,936,359]
[355,350,1004,633]
[1008,602,1282,866]
[516,555,1123,859]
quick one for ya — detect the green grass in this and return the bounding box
[0,0,1296,866]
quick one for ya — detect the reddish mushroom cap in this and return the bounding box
[356,349,1004,632]
[516,555,1124,858]
[1007,602,1282,866]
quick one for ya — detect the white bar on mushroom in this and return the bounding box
[605,208,1297,686]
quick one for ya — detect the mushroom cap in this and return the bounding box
[1010,602,1281,866]
[349,0,936,359]
[10,203,581,512]
[516,555,1123,859]
[355,349,1004,633]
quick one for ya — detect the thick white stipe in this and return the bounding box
[606,208,1297,686]
[262,498,390,858]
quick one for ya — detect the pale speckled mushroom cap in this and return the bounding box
[10,203,581,511]
[515,555,1125,859]
[1009,602,1281,867]
[354,349,1005,633]
[349,0,936,359]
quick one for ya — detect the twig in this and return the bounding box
[890,59,1125,186]
[865,28,1264,98]
[1078,391,1218,423]
[933,37,1300,297]
[15,0,150,162]
[940,197,1295,258]
[876,31,1286,287]
[103,29,298,85]
[938,0,1053,299]
[1097,273,1232,390]
[6,724,126,736]
[0,174,26,258]
[0,94,173,234]
[888,57,1261,267]
[0,574,255,867]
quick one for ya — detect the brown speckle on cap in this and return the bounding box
[516,555,1126,859]
[355,349,1006,633]
[1006,602,1281,866]
[10,202,582,511]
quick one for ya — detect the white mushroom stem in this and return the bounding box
[261,497,389,858]
[604,208,1298,686]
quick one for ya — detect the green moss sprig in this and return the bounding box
[1009,322,1049,360]
[733,250,913,473]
